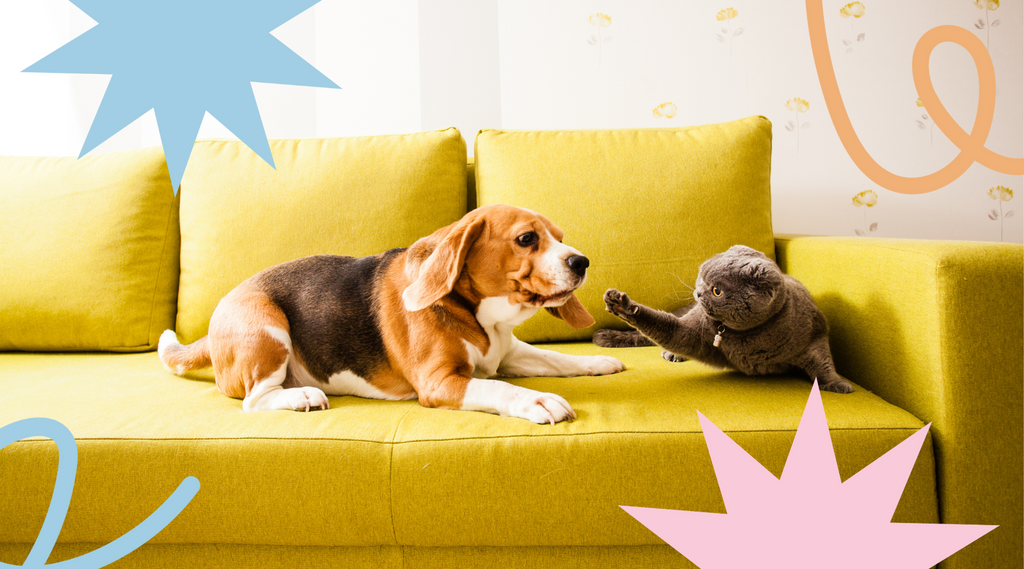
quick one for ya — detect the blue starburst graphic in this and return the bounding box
[24,0,340,193]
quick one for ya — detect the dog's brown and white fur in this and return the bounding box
[159,204,624,424]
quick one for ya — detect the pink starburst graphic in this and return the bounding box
[622,381,997,568]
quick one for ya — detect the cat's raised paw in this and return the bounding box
[661,350,687,363]
[604,289,639,321]
[819,376,854,394]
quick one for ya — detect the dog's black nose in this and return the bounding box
[566,255,590,277]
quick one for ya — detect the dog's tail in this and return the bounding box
[158,330,212,375]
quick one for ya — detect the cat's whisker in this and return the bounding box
[666,271,695,291]
[663,272,696,305]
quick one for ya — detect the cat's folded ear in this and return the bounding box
[546,294,596,328]
[728,244,767,259]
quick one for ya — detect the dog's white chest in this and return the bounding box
[466,297,539,378]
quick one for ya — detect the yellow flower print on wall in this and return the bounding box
[973,0,1000,48]
[987,186,1015,241]
[852,190,879,235]
[840,2,866,53]
[587,13,612,68]
[988,186,1013,201]
[653,102,678,119]
[852,190,878,207]
[715,7,744,61]
[915,97,934,146]
[840,2,866,18]
[784,98,811,153]
[785,98,810,113]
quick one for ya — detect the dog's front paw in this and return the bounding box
[511,390,577,425]
[581,355,626,376]
[662,350,687,363]
[604,289,639,321]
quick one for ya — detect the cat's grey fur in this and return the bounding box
[596,245,853,393]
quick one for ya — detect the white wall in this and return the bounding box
[0,0,93,155]
[313,0,422,138]
[419,0,502,144]
[1,0,1020,243]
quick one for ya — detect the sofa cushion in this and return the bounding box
[0,345,937,549]
[474,116,775,342]
[175,128,467,343]
[0,148,178,352]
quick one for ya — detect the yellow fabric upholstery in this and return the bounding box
[775,235,1024,569]
[175,129,467,343]
[3,121,1019,569]
[0,347,936,550]
[473,116,775,342]
[0,148,178,352]
[0,544,693,569]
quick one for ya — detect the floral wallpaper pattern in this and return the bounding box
[914,98,934,146]
[586,13,612,67]
[511,1,1019,243]
[852,190,879,235]
[653,102,678,119]
[839,2,867,53]
[784,98,811,153]
[987,186,1015,241]
[715,7,744,60]
[974,0,1002,48]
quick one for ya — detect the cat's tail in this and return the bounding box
[593,329,655,348]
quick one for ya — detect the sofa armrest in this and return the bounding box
[775,234,1022,568]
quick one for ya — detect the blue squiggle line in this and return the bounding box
[0,418,199,568]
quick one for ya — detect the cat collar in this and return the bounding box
[713,324,726,348]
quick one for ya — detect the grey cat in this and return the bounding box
[595,245,853,394]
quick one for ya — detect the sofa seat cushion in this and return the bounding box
[0,344,937,550]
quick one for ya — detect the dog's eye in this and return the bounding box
[516,232,538,247]
[712,286,722,297]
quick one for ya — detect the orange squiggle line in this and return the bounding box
[806,0,1023,195]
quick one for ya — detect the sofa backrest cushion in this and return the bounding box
[474,116,775,343]
[0,147,179,352]
[175,128,467,344]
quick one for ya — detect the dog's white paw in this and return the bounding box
[582,355,626,376]
[284,387,330,412]
[510,390,576,425]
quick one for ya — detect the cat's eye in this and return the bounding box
[712,286,722,297]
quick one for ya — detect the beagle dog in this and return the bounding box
[159,204,625,424]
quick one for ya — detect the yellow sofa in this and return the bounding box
[1,118,1020,569]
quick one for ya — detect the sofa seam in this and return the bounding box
[388,407,415,549]
[14,426,927,445]
[929,258,951,526]
[144,185,178,350]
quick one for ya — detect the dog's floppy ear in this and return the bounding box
[545,294,595,329]
[403,215,485,311]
